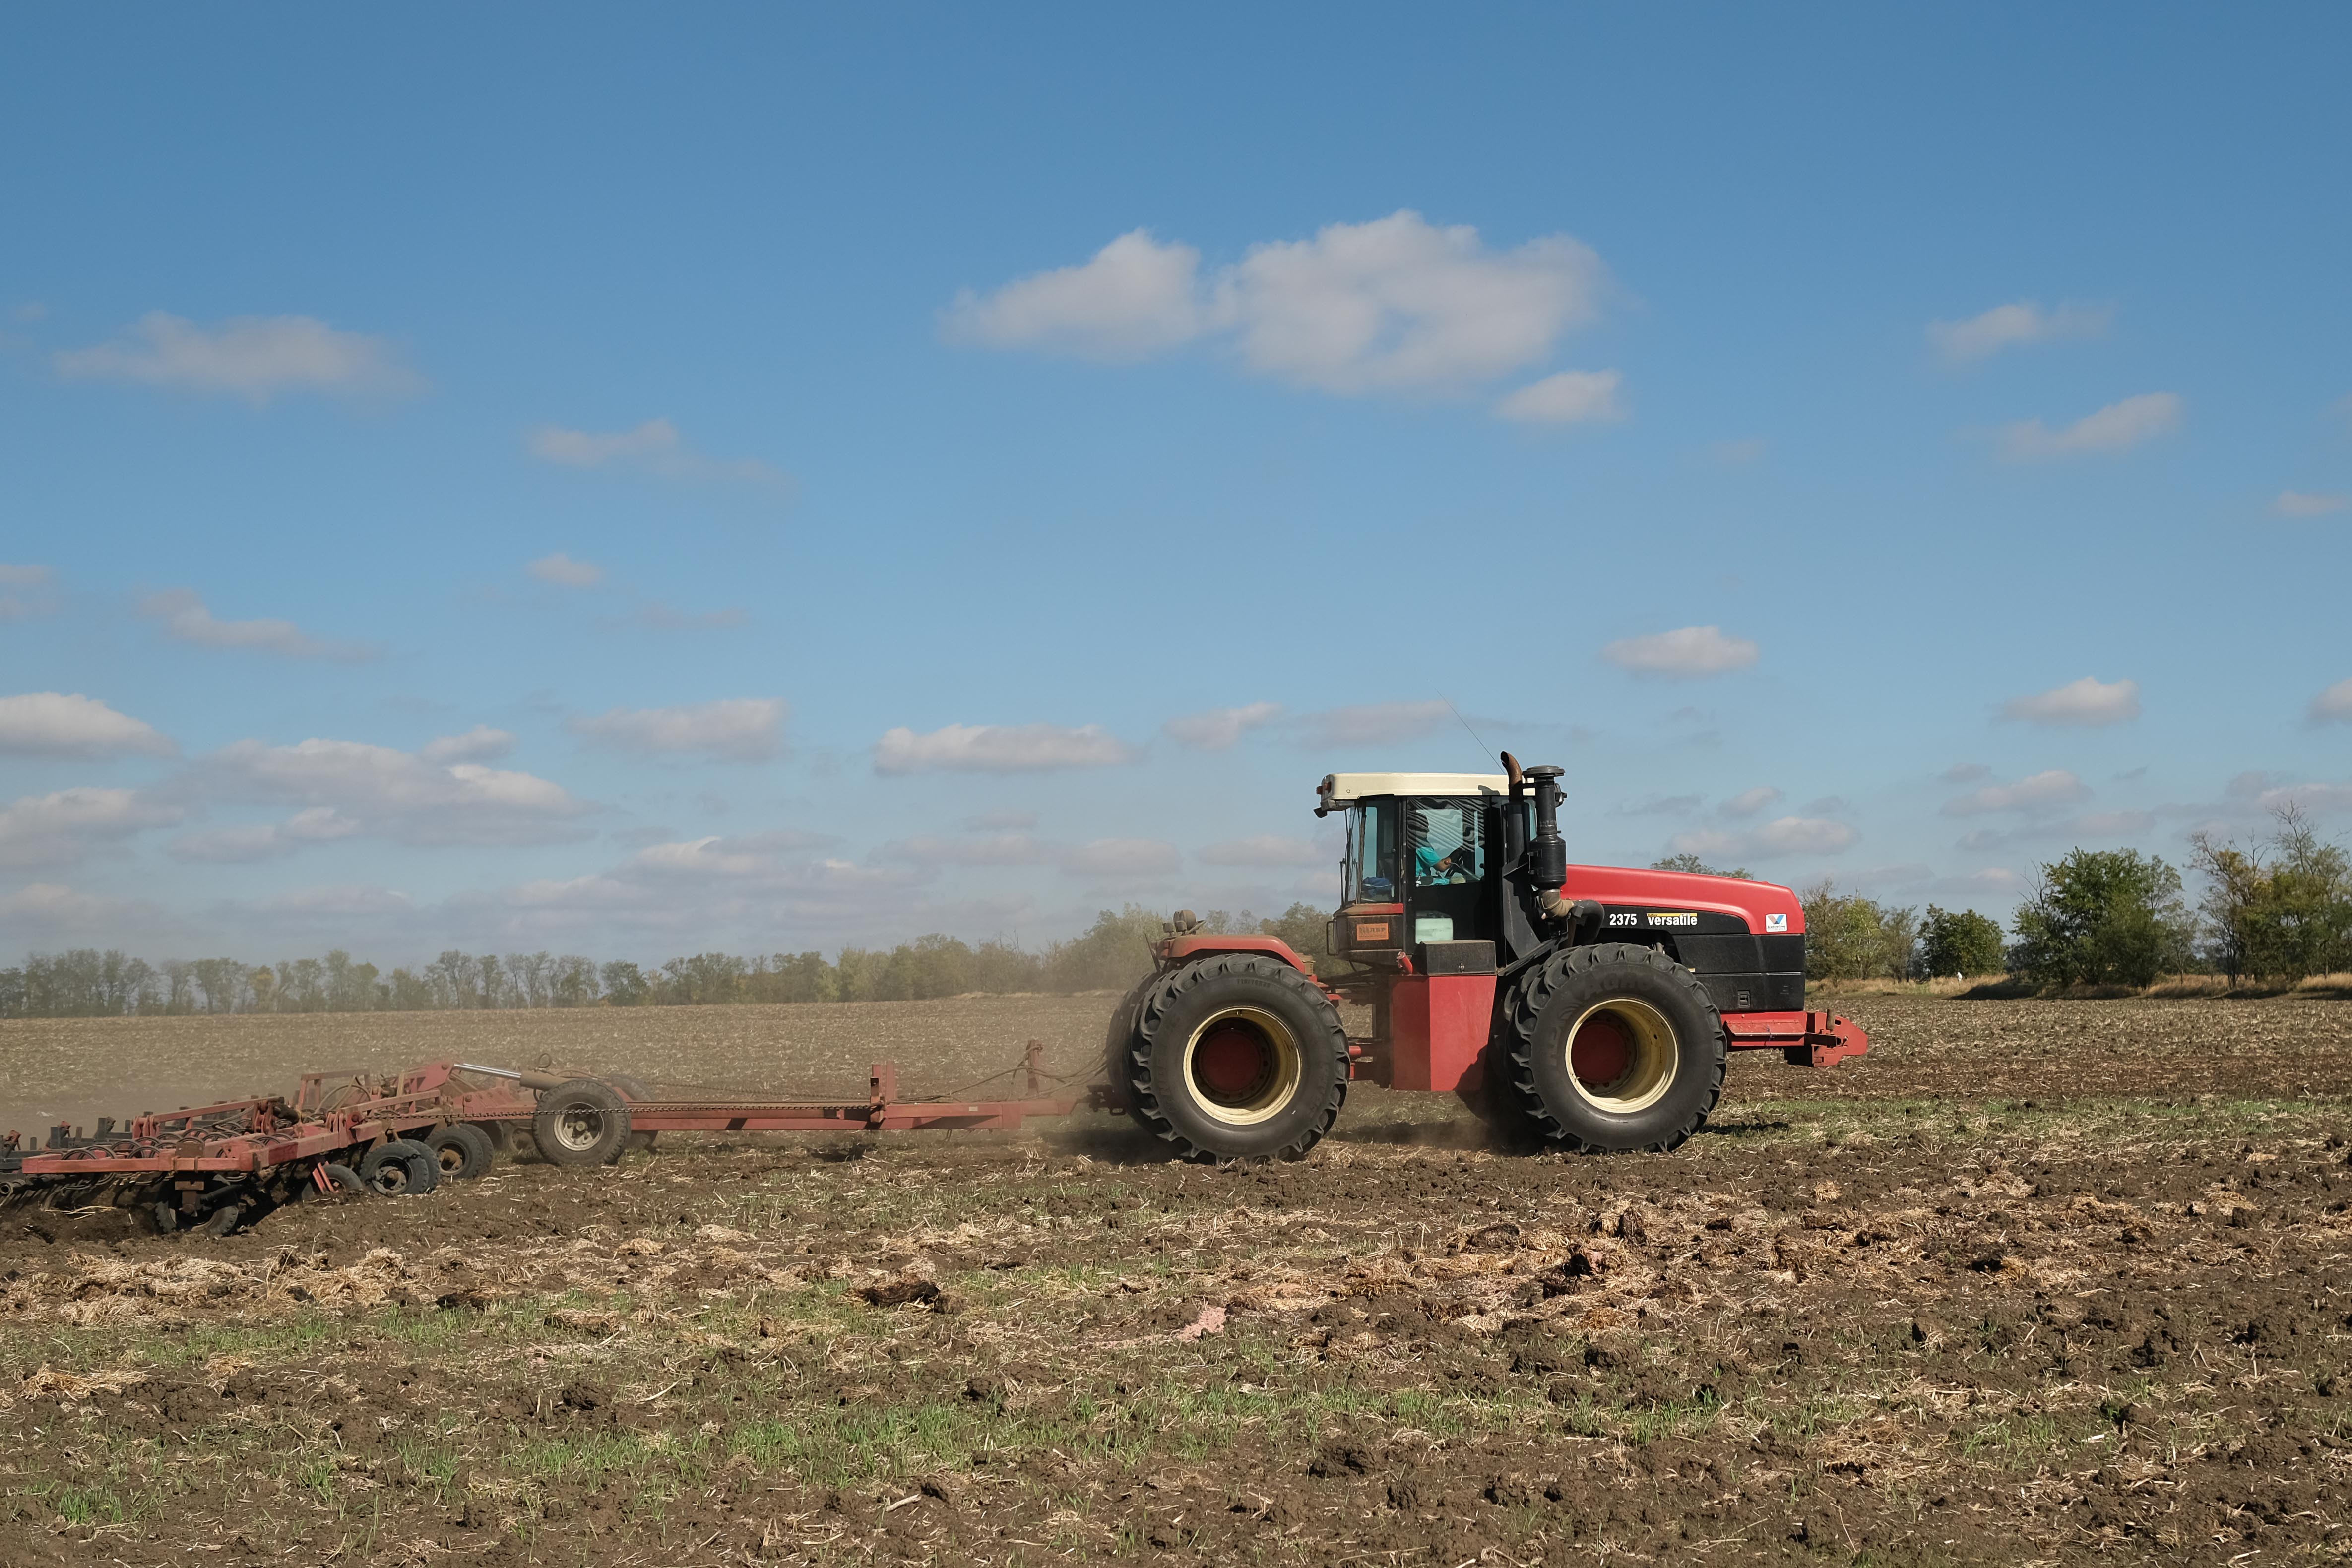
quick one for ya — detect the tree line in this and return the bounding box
[1782,806,2351,988]
[0,904,1328,1020]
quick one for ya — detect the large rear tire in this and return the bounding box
[424,1123,496,1180]
[1127,954,1348,1162]
[1502,943,1725,1153]
[359,1139,441,1196]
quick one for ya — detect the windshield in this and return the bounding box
[1407,798,1487,887]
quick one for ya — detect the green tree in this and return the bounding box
[1651,853,1752,879]
[1799,883,1917,981]
[2009,847,2194,989]
[598,960,649,1005]
[1044,905,1165,992]
[2191,805,2352,981]
[1918,905,2004,978]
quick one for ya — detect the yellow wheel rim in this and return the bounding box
[1182,1006,1303,1127]
[1562,998,1679,1114]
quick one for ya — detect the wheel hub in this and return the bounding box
[1182,1007,1303,1127]
[1564,998,1679,1114]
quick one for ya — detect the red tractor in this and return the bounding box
[1106,754,1867,1162]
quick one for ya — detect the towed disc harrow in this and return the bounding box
[0,1044,1099,1237]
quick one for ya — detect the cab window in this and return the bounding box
[1344,801,1398,903]
[1408,800,1486,887]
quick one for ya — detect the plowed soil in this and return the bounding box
[0,994,2348,1565]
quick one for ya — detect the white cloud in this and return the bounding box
[619,600,748,633]
[53,312,419,401]
[1938,867,2026,896]
[962,809,1038,832]
[1719,785,1780,819]
[1614,794,1702,818]
[528,552,604,587]
[2275,490,2350,518]
[874,832,1064,868]
[947,211,1608,400]
[1198,835,1326,868]
[943,230,1206,358]
[1927,300,2111,362]
[569,699,786,762]
[1163,701,1282,750]
[0,882,138,933]
[168,807,361,863]
[1296,700,1453,748]
[203,737,592,846]
[1998,393,2180,459]
[0,692,174,758]
[873,722,1135,775]
[527,418,790,492]
[420,727,515,765]
[1671,816,1857,861]
[1493,369,1623,425]
[1601,625,1759,679]
[2309,678,2352,724]
[0,564,57,621]
[2002,676,2141,727]
[2254,779,2352,815]
[138,588,380,662]
[0,786,186,868]
[1066,838,1181,879]
[1942,769,2090,816]
[1941,762,1992,783]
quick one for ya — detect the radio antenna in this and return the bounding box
[1437,692,1492,770]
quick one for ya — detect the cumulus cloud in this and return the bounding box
[419,727,515,765]
[2002,676,2141,727]
[1492,369,1623,424]
[1296,701,1453,748]
[1067,838,1182,879]
[873,832,1064,868]
[201,737,592,847]
[873,722,1135,775]
[1601,626,1759,679]
[1198,835,1326,868]
[569,699,786,762]
[2275,490,2350,518]
[946,211,1608,401]
[1997,393,2181,459]
[1941,769,2090,816]
[0,786,185,868]
[2253,778,2352,815]
[962,809,1038,832]
[0,564,57,621]
[1614,795,1702,818]
[527,418,790,492]
[1941,762,1992,783]
[54,312,420,401]
[1163,701,1282,750]
[2307,678,2352,724]
[0,882,142,933]
[168,807,361,863]
[139,589,380,662]
[1719,785,1781,819]
[1671,816,1857,861]
[1927,300,2111,362]
[528,552,604,587]
[0,692,174,758]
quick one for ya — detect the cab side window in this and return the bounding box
[1409,802,1485,886]
[1346,801,1398,903]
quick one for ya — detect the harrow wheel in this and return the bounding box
[531,1079,632,1166]
[1500,943,1726,1153]
[424,1123,496,1180]
[359,1139,441,1196]
[1125,955,1348,1163]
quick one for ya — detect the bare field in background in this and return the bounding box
[0,995,2348,1566]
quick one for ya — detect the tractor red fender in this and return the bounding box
[1155,934,1319,974]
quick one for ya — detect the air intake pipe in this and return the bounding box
[1520,763,1599,935]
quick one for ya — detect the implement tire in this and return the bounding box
[532,1079,631,1167]
[359,1139,441,1196]
[1127,954,1347,1163]
[1502,943,1725,1153]
[424,1123,496,1180]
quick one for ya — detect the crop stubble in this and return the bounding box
[0,994,2347,1565]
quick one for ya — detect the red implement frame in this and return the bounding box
[1722,1009,1871,1067]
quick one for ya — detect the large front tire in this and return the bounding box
[531,1079,632,1167]
[1503,943,1725,1153]
[1128,955,1348,1162]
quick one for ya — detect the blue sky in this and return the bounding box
[2,4,2348,965]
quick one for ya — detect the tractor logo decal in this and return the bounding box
[1354,921,1391,942]
[1645,912,1699,927]
[1766,912,1788,932]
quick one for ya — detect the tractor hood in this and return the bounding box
[1560,864,1805,936]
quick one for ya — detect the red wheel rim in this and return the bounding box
[1570,1013,1633,1092]
[1193,1023,1272,1102]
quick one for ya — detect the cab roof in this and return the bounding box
[1318,772,1510,811]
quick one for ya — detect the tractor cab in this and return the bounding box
[1318,771,1534,976]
